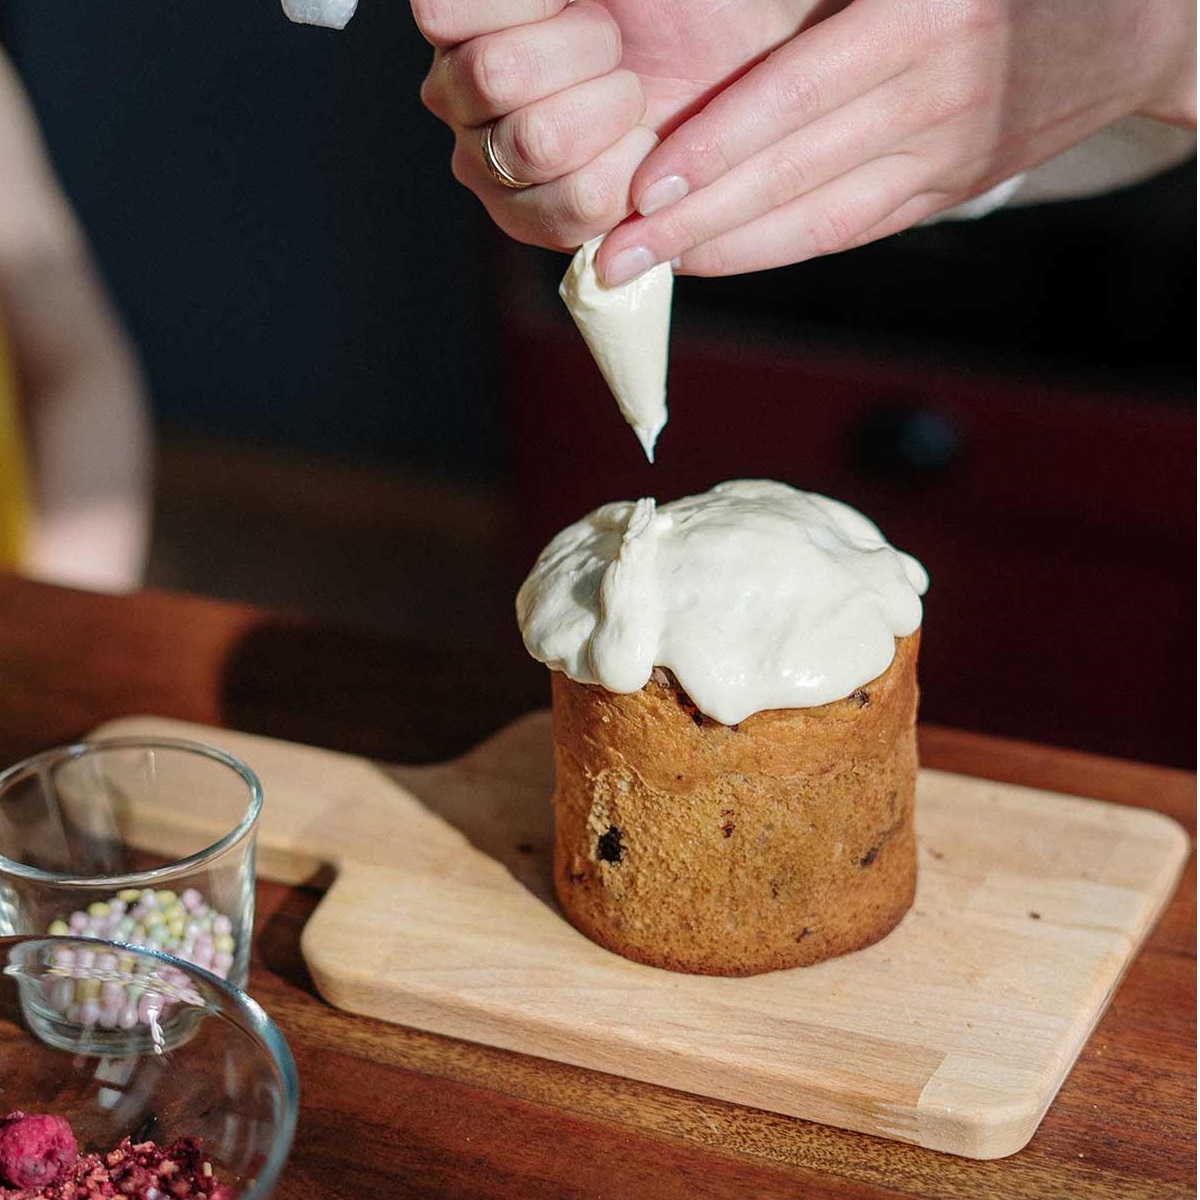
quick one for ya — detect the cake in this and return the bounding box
[516,480,929,976]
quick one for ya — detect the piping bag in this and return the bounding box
[559,237,674,463]
[281,0,676,462]
[281,1,1193,457]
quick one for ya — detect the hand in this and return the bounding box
[412,0,1194,278]
[595,0,1197,282]
[413,0,822,250]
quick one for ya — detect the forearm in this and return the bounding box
[2,47,152,591]
[6,249,152,592]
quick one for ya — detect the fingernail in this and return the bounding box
[603,246,656,287]
[638,174,689,216]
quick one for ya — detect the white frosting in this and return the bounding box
[559,237,673,461]
[516,480,928,725]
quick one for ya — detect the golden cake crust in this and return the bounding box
[550,632,920,975]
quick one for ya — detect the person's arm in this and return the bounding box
[597,0,1197,282]
[410,0,1195,281]
[0,48,151,592]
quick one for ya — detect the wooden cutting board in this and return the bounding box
[92,713,1189,1160]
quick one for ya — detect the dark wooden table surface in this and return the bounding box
[0,572,1194,1199]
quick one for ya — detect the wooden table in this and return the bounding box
[0,572,1193,1199]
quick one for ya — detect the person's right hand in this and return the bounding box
[416,0,649,248]
[413,0,823,250]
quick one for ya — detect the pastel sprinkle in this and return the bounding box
[41,883,241,1032]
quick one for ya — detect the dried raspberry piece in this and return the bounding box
[0,1116,231,1200]
[0,1111,79,1190]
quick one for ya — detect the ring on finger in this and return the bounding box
[480,121,533,190]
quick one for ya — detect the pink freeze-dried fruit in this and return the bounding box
[0,1110,78,1189]
[0,1116,232,1199]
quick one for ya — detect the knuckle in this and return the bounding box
[476,193,548,249]
[531,193,590,249]
[554,169,618,234]
[418,71,446,119]
[767,67,823,127]
[922,0,1000,41]
[538,222,587,253]
[561,174,612,229]
[927,70,985,122]
[703,246,740,277]
[953,0,1004,38]
[652,207,705,259]
[508,110,564,176]
[684,239,738,278]
[465,37,526,111]
[449,141,476,188]
[808,203,861,258]
[759,150,813,208]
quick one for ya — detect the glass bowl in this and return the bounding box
[0,935,297,1198]
[0,737,262,991]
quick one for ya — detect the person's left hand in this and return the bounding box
[595,0,1196,284]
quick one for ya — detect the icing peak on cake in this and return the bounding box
[516,480,928,725]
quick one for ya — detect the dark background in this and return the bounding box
[2,0,497,471]
[2,1,1195,765]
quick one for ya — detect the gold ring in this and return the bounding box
[480,121,532,190]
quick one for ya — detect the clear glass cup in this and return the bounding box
[0,934,297,1197]
[0,738,262,1003]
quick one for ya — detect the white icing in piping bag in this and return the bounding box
[560,236,674,462]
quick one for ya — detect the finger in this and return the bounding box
[627,0,913,218]
[422,0,621,127]
[672,152,925,276]
[853,190,959,243]
[597,70,928,284]
[455,70,646,189]
[410,0,566,49]
[464,123,659,251]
